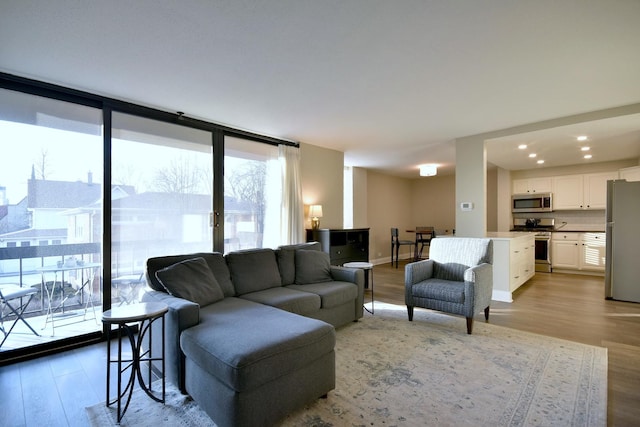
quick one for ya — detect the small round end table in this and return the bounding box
[102,301,168,423]
[343,262,374,314]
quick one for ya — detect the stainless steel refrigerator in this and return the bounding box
[605,179,640,302]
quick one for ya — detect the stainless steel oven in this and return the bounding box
[534,232,552,273]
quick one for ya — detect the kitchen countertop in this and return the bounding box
[485,232,533,240]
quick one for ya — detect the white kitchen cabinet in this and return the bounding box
[552,172,617,210]
[552,232,605,272]
[510,237,535,290]
[619,166,640,182]
[579,232,606,271]
[552,175,583,210]
[512,177,552,194]
[583,171,618,209]
[490,233,535,302]
[552,233,580,269]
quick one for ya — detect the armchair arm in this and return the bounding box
[405,259,435,285]
[464,263,493,311]
[404,259,435,305]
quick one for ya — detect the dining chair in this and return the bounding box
[0,283,40,347]
[391,228,414,268]
[414,226,435,261]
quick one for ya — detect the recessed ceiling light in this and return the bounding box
[537,160,545,164]
[518,144,527,149]
[528,153,537,158]
[581,146,590,151]
[584,154,593,159]
[577,136,588,141]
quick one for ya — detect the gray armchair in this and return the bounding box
[405,237,493,334]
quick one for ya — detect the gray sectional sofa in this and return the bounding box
[141,242,365,427]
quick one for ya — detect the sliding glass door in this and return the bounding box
[223,136,281,252]
[110,112,214,304]
[0,88,103,354]
[0,73,299,362]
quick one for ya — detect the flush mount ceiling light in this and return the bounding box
[518,144,527,149]
[581,146,590,151]
[577,136,588,141]
[584,154,593,159]
[419,164,438,177]
[537,160,545,164]
[528,153,537,158]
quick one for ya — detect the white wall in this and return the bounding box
[300,142,344,230]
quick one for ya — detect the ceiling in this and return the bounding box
[1,1,639,178]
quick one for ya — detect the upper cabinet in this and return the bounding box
[583,171,618,209]
[552,175,583,209]
[512,177,552,194]
[552,171,618,210]
[619,166,640,182]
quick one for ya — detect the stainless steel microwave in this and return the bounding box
[511,193,553,213]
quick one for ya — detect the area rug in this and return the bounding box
[87,302,607,426]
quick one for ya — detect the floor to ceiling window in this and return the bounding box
[110,112,213,303]
[223,136,281,251]
[0,88,103,355]
[0,73,299,363]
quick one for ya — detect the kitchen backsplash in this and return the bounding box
[513,210,606,231]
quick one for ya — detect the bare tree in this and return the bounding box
[34,148,52,180]
[152,156,207,194]
[227,161,266,234]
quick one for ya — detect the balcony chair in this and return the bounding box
[391,228,414,268]
[405,237,493,334]
[0,283,40,347]
[413,226,435,261]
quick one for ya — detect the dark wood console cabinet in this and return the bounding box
[305,228,369,265]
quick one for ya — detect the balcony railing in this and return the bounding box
[0,243,102,316]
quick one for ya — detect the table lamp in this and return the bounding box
[309,205,323,229]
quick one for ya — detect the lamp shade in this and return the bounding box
[309,205,323,218]
[419,164,438,177]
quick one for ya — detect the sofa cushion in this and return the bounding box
[295,249,333,285]
[226,249,282,295]
[181,297,335,393]
[239,287,321,315]
[146,252,235,297]
[155,257,225,306]
[286,281,357,309]
[276,242,321,285]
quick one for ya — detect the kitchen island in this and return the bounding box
[486,232,535,302]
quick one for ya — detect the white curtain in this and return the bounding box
[279,144,305,244]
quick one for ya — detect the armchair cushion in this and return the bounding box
[411,279,466,303]
[155,257,225,306]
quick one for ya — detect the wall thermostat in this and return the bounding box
[460,202,474,211]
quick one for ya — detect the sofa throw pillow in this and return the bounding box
[155,257,224,306]
[295,249,333,285]
[276,242,322,285]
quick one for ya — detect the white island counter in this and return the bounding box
[486,232,535,302]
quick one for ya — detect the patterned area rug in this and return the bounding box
[86,302,607,426]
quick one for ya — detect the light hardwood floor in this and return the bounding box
[2,262,639,426]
